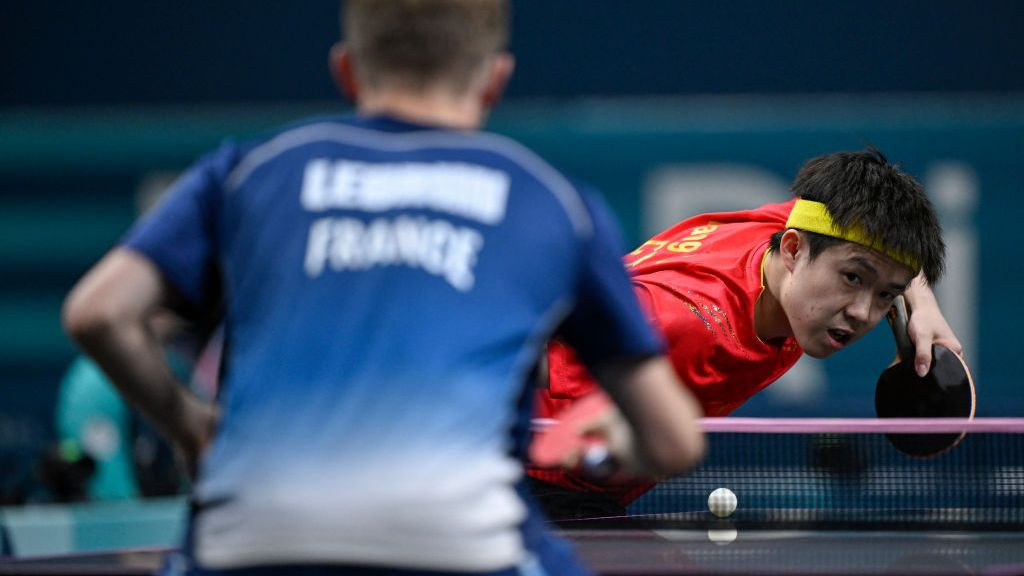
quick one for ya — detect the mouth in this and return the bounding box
[826,328,853,348]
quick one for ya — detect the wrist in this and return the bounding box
[163,386,201,449]
[903,275,935,304]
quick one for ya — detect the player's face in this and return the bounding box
[782,241,915,358]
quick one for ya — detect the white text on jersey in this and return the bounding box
[304,216,484,292]
[301,159,509,225]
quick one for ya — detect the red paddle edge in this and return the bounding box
[924,343,977,457]
[529,392,612,468]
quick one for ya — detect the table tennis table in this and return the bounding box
[2,418,1022,575]
[3,527,1022,576]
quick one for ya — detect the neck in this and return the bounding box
[755,249,792,342]
[356,87,485,131]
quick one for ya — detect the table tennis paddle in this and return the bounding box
[874,295,975,457]
[530,391,619,480]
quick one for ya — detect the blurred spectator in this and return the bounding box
[45,311,205,502]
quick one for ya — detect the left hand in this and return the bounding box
[170,391,221,481]
[903,275,964,376]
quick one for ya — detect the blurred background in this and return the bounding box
[1,0,1023,512]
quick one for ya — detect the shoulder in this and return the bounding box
[632,238,768,332]
[464,131,600,237]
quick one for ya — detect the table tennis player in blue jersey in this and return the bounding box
[62,1,706,575]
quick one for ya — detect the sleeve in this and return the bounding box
[544,278,700,402]
[546,278,722,405]
[545,339,599,401]
[554,188,665,369]
[120,142,238,317]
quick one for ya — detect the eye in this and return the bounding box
[843,272,861,286]
[879,291,897,304]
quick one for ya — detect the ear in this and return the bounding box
[481,53,514,109]
[778,229,804,273]
[328,43,359,102]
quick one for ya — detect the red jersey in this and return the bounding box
[530,199,804,504]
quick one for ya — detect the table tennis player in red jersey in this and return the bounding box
[529,147,962,519]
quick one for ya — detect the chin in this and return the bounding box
[803,348,834,359]
[796,340,836,359]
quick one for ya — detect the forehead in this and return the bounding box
[817,242,916,286]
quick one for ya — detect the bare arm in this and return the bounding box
[591,356,705,477]
[903,273,964,376]
[62,248,218,477]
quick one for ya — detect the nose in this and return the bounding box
[844,292,872,325]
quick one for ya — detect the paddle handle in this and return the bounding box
[579,442,618,480]
[887,295,915,362]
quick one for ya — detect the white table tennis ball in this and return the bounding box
[708,487,737,518]
[707,526,738,545]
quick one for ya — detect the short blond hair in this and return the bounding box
[343,0,509,94]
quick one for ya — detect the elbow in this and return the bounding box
[62,289,119,350]
[62,248,160,352]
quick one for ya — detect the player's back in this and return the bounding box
[189,115,602,570]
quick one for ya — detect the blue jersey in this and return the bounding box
[124,115,662,572]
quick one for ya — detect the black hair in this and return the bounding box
[769,147,945,284]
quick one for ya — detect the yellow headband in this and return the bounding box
[785,199,920,272]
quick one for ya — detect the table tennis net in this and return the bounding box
[626,418,1024,529]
